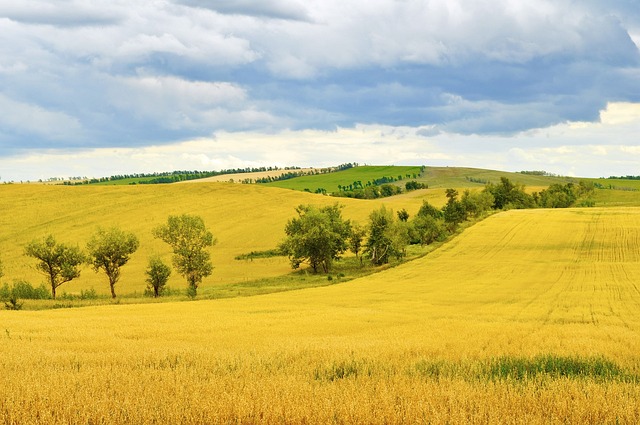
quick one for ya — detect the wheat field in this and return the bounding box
[2,204,640,423]
[0,183,433,297]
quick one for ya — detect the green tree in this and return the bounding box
[485,177,535,210]
[153,214,215,297]
[365,206,406,265]
[411,214,446,246]
[443,189,467,231]
[279,204,351,273]
[460,189,495,218]
[417,200,443,219]
[87,227,140,299]
[24,235,85,300]
[397,208,410,222]
[348,222,367,265]
[145,256,171,298]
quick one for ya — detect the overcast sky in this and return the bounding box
[1,0,640,181]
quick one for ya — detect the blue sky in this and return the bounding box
[1,0,639,181]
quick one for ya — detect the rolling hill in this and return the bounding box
[2,205,640,422]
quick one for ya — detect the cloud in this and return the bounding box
[176,0,310,21]
[3,101,640,182]
[0,94,84,148]
[0,1,123,27]
[1,0,640,176]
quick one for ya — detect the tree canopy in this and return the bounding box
[365,205,408,265]
[153,214,215,297]
[87,227,140,298]
[279,204,351,273]
[24,235,85,299]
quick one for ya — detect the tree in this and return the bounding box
[460,189,495,218]
[348,222,367,265]
[279,204,351,273]
[87,227,139,299]
[485,177,535,210]
[365,206,406,265]
[145,256,171,297]
[411,214,446,246]
[417,200,443,219]
[24,235,85,299]
[443,189,467,231]
[397,208,410,222]
[153,214,215,297]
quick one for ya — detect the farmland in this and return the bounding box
[0,180,430,301]
[1,166,640,423]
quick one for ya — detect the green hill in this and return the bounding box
[263,165,423,193]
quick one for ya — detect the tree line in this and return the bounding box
[247,163,358,184]
[279,177,596,274]
[60,167,304,185]
[1,215,215,306]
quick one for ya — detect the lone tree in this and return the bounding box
[145,256,171,298]
[279,204,351,273]
[87,227,140,299]
[25,235,85,299]
[153,214,215,297]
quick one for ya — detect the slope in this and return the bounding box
[1,207,640,422]
[0,182,428,296]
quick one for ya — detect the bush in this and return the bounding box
[4,296,23,311]
[4,280,50,300]
[0,283,9,300]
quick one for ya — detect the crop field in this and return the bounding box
[2,203,640,423]
[0,182,430,299]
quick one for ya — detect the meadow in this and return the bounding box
[2,166,640,423]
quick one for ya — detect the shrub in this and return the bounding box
[4,296,23,311]
[8,280,50,300]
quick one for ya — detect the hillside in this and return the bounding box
[263,165,424,193]
[262,165,640,206]
[3,165,640,298]
[2,206,640,422]
[0,182,428,297]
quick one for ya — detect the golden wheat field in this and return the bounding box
[0,183,432,297]
[1,183,640,423]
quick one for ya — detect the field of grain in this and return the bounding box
[2,206,640,423]
[0,182,430,298]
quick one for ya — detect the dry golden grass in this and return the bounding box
[1,205,640,423]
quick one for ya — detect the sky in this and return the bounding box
[1,0,640,182]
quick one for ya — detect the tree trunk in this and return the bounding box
[109,277,117,299]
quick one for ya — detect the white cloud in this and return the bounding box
[3,102,640,182]
[1,0,640,175]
